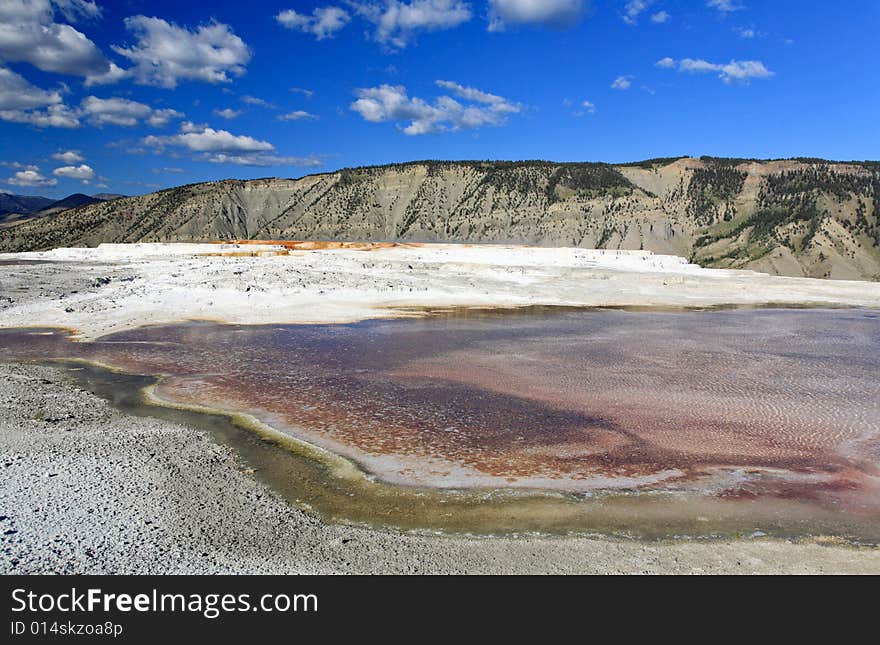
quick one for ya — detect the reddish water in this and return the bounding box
[2,307,879,534]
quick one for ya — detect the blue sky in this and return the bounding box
[0,0,878,198]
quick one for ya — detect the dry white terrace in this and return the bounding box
[1,242,879,339]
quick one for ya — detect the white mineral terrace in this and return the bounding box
[2,242,879,339]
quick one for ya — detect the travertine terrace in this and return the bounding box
[2,242,880,339]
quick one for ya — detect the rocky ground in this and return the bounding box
[2,362,879,575]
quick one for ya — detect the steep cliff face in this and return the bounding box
[2,157,879,280]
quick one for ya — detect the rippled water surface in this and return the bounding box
[3,307,879,539]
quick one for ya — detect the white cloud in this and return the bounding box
[147,108,184,127]
[571,99,596,116]
[0,0,111,77]
[84,62,129,87]
[651,10,669,23]
[276,6,351,40]
[80,96,146,127]
[52,163,96,182]
[488,0,585,31]
[622,0,649,26]
[0,65,85,128]
[143,122,275,154]
[734,26,756,38]
[242,95,273,108]
[202,153,323,167]
[0,103,80,128]
[50,1,101,22]
[113,16,251,88]
[214,108,242,119]
[707,0,743,12]
[0,66,62,110]
[350,81,522,135]
[664,57,774,84]
[279,110,318,121]
[611,75,632,90]
[350,1,472,48]
[0,161,37,170]
[52,150,84,163]
[434,80,512,106]
[654,56,675,68]
[1,89,183,129]
[79,96,183,127]
[5,168,57,187]
[290,87,315,98]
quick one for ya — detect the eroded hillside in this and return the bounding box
[1,157,878,280]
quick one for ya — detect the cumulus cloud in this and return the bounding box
[0,103,80,128]
[611,75,633,90]
[84,62,129,87]
[52,163,96,182]
[139,126,323,167]
[279,110,318,121]
[113,16,251,88]
[276,6,351,40]
[0,69,80,127]
[79,96,183,127]
[0,0,111,77]
[350,80,521,135]
[488,0,585,31]
[0,161,37,170]
[87,97,158,126]
[214,108,242,119]
[434,80,507,104]
[350,1,472,48]
[290,87,315,98]
[141,122,318,167]
[580,100,596,114]
[147,108,184,127]
[0,66,62,111]
[242,95,273,108]
[52,150,84,163]
[202,153,323,167]
[707,0,743,12]
[660,57,774,83]
[51,1,101,22]
[1,89,184,130]
[5,168,57,187]
[651,10,669,23]
[621,0,649,25]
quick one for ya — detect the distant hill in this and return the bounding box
[1,191,128,227]
[34,193,103,216]
[0,192,55,225]
[1,157,879,280]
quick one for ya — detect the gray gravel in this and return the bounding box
[1,362,878,574]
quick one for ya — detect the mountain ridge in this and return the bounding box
[0,191,126,225]
[0,193,55,225]
[1,156,878,280]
